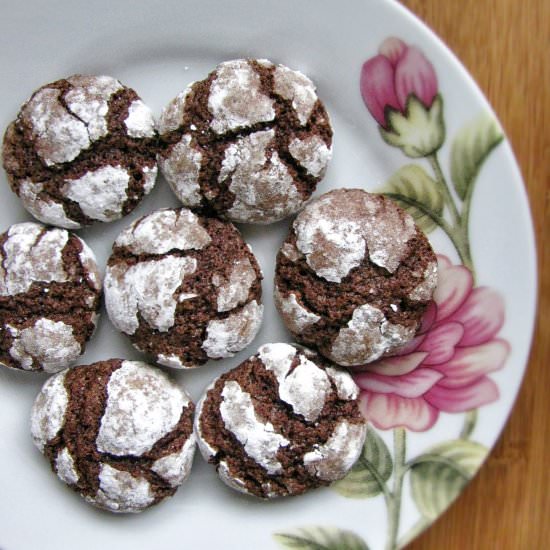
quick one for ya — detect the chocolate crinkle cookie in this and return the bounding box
[0,222,101,372]
[275,189,438,367]
[2,74,158,228]
[31,359,196,513]
[157,58,333,224]
[195,342,367,498]
[104,207,263,369]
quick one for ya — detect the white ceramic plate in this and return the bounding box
[0,1,536,549]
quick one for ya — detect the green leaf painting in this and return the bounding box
[332,426,393,498]
[380,164,443,233]
[409,439,488,520]
[273,527,370,550]
[450,114,503,201]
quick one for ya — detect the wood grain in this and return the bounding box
[399,0,550,548]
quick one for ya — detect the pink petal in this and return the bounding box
[418,301,437,334]
[379,37,407,65]
[394,46,438,111]
[424,377,500,412]
[356,351,428,376]
[360,55,401,128]
[418,322,464,365]
[436,254,453,270]
[433,263,473,321]
[391,332,427,356]
[450,287,506,346]
[434,339,510,388]
[354,368,442,398]
[359,392,439,431]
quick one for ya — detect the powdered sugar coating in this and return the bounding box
[221,130,303,223]
[23,87,90,166]
[114,208,211,255]
[62,165,131,223]
[194,381,218,459]
[151,435,196,488]
[22,75,122,166]
[202,300,263,358]
[220,380,290,475]
[258,343,358,422]
[303,420,367,481]
[273,65,318,125]
[293,189,417,282]
[5,75,158,228]
[78,240,102,291]
[295,216,365,283]
[195,343,365,498]
[157,59,332,225]
[105,208,263,368]
[65,75,122,142]
[288,135,332,178]
[261,344,331,422]
[30,371,69,452]
[280,241,303,262]
[0,222,101,371]
[160,134,203,207]
[180,292,199,301]
[8,318,81,373]
[212,257,256,312]
[96,361,189,457]
[91,463,154,513]
[409,261,438,301]
[217,460,250,495]
[31,359,195,513]
[208,59,275,134]
[256,58,275,68]
[279,356,331,421]
[66,73,121,92]
[257,342,297,372]
[330,303,416,366]
[55,447,79,485]
[0,222,67,296]
[158,85,194,133]
[105,255,197,335]
[273,286,320,334]
[124,99,156,138]
[326,366,360,400]
[142,165,158,194]
[156,353,187,369]
[18,180,81,229]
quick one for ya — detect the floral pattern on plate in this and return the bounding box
[275,37,507,550]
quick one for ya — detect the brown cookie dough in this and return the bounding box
[195,343,367,498]
[30,359,196,513]
[274,189,438,366]
[2,75,158,228]
[157,59,333,224]
[0,222,101,372]
[104,207,263,368]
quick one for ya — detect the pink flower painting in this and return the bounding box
[278,35,507,550]
[354,255,509,431]
[360,37,438,129]
[360,37,445,158]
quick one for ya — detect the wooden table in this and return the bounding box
[400,1,549,548]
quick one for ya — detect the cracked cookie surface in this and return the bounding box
[195,342,366,498]
[31,359,196,513]
[104,207,263,368]
[274,189,438,367]
[0,221,101,372]
[2,75,158,228]
[157,59,333,224]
